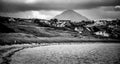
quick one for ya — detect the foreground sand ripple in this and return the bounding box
[11,43,120,64]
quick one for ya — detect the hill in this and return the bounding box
[54,10,89,22]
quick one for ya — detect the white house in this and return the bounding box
[74,27,84,33]
[94,31,109,37]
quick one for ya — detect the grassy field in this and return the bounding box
[0,22,120,45]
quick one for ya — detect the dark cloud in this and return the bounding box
[0,2,39,12]
[101,6,120,11]
[0,0,120,12]
[74,0,119,9]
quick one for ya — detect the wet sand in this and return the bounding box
[11,43,120,64]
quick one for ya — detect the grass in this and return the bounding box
[0,32,119,45]
[0,22,79,45]
[0,22,119,45]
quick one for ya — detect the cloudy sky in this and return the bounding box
[0,0,120,20]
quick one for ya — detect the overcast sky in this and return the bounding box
[0,0,120,20]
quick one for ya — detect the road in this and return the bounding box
[10,43,120,64]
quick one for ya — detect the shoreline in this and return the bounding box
[0,39,120,45]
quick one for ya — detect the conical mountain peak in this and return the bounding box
[64,10,75,12]
[54,10,89,22]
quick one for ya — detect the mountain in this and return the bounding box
[54,10,89,22]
